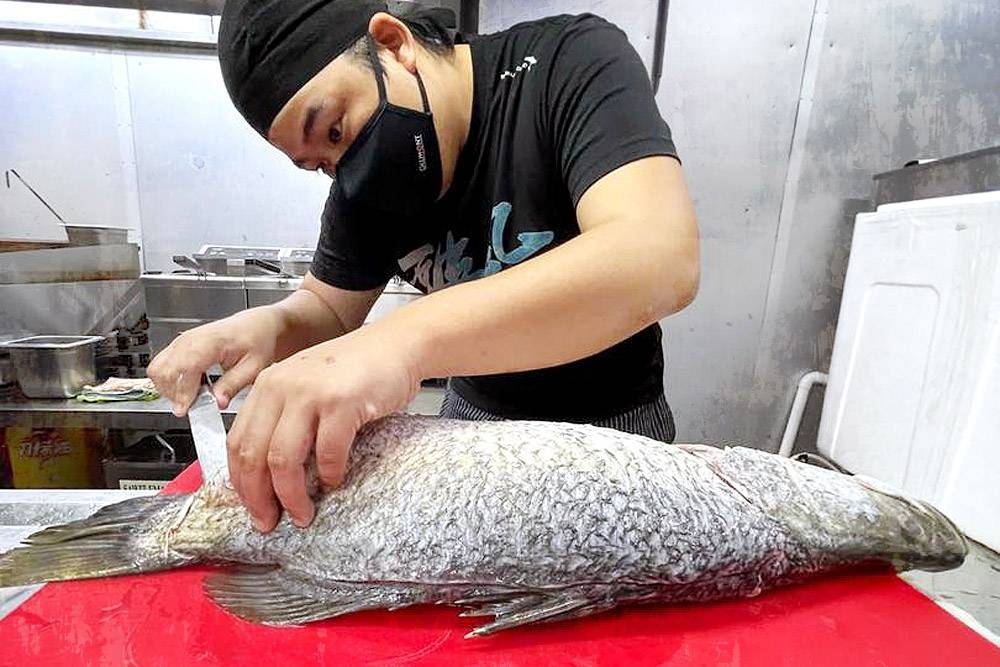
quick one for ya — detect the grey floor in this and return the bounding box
[901,539,1000,644]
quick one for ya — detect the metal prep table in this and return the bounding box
[0,386,444,430]
[143,244,423,357]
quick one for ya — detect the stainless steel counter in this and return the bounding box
[0,390,247,430]
[0,386,445,430]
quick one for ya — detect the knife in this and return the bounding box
[188,375,230,484]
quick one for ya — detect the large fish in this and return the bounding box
[0,416,966,637]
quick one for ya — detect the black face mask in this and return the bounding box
[334,36,443,214]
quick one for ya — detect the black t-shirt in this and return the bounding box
[310,13,679,421]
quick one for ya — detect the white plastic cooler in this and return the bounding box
[818,191,1000,550]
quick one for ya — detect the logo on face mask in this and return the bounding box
[414,134,428,173]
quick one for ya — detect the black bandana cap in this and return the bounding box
[219,0,388,137]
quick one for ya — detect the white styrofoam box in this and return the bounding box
[363,277,423,324]
[818,191,1000,550]
[364,292,421,324]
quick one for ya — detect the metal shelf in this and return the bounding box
[0,387,445,430]
[11,0,223,16]
[0,391,244,430]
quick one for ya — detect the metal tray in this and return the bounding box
[64,225,129,247]
[3,336,107,398]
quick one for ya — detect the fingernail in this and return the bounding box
[251,516,267,532]
[292,509,314,528]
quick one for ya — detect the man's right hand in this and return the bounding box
[147,306,284,416]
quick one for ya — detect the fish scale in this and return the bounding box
[0,415,968,637]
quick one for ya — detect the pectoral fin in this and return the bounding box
[203,567,425,626]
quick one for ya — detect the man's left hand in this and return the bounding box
[225,325,422,532]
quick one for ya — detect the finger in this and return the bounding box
[146,347,168,388]
[147,343,182,400]
[170,368,202,418]
[151,345,217,417]
[148,356,190,414]
[267,406,317,528]
[315,412,358,491]
[171,346,222,416]
[214,356,262,409]
[227,385,282,532]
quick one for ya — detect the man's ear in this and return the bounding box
[368,12,418,73]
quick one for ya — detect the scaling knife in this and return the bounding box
[188,375,229,483]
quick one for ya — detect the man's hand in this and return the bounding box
[224,323,422,532]
[148,307,285,415]
[148,277,384,415]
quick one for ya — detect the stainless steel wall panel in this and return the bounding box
[653,0,815,444]
[0,279,144,338]
[478,0,659,71]
[481,0,999,450]
[477,0,817,444]
[874,147,1000,206]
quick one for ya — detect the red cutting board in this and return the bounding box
[2,464,998,666]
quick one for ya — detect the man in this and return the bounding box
[148,0,700,533]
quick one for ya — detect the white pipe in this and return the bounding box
[778,371,829,457]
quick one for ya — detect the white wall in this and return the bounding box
[0,1,331,271]
[123,49,332,272]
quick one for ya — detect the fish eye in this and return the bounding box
[328,125,342,144]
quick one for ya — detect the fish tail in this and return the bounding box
[0,494,197,587]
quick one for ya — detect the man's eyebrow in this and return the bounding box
[302,104,321,142]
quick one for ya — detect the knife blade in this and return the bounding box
[188,376,229,483]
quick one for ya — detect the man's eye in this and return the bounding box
[328,126,342,144]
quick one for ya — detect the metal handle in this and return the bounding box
[651,0,670,95]
[172,255,208,275]
[247,257,293,278]
[6,168,65,222]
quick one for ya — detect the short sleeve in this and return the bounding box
[546,15,679,206]
[309,185,397,290]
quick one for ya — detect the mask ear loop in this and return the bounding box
[414,70,430,113]
[365,33,431,113]
[365,33,388,102]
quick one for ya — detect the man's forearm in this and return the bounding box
[379,218,699,382]
[270,288,351,360]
